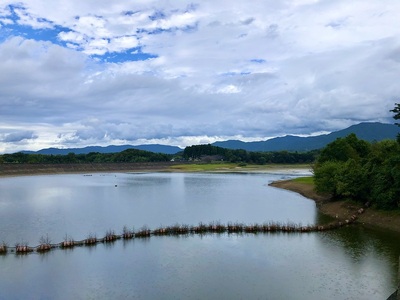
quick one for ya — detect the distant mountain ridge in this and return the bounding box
[212,122,399,152]
[21,122,398,155]
[22,144,183,155]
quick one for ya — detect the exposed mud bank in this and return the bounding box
[0,162,180,177]
[270,179,400,234]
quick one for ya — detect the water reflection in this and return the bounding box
[0,172,318,245]
[324,226,400,262]
[0,172,399,299]
[0,229,398,299]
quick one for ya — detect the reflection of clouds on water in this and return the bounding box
[315,226,399,298]
[324,226,400,263]
[0,172,398,299]
[0,172,318,245]
[122,173,173,187]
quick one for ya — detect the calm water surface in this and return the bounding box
[0,172,399,300]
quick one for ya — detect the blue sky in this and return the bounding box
[1,4,158,63]
[0,0,399,153]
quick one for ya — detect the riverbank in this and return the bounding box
[0,162,310,177]
[0,162,180,177]
[270,179,400,234]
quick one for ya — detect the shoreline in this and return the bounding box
[0,162,311,177]
[270,179,400,234]
[2,163,398,233]
[0,162,179,177]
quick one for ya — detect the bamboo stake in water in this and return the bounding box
[397,255,400,300]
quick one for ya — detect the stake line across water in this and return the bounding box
[0,205,367,256]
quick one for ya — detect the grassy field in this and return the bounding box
[292,176,314,184]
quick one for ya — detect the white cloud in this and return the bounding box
[217,85,241,94]
[111,35,138,50]
[0,0,399,153]
[58,31,86,44]
[0,130,38,143]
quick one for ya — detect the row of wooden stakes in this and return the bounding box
[0,206,366,255]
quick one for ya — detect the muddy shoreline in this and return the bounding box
[0,162,181,177]
[270,179,400,234]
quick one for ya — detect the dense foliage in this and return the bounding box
[183,144,317,164]
[0,149,172,164]
[0,144,318,165]
[313,133,400,209]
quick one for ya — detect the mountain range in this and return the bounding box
[213,122,399,151]
[22,122,399,155]
[22,144,183,155]
[212,122,399,152]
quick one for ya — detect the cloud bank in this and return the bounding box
[0,0,399,153]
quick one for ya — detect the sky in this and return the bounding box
[0,0,399,153]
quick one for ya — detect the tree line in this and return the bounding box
[0,149,172,164]
[182,144,317,164]
[313,101,400,211]
[0,145,318,165]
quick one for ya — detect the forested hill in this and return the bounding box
[18,122,397,155]
[213,122,398,152]
[22,144,182,155]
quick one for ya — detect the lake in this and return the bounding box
[0,171,399,299]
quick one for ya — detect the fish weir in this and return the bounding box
[15,243,33,254]
[0,242,8,254]
[135,226,151,238]
[103,230,118,243]
[122,226,135,239]
[0,201,368,256]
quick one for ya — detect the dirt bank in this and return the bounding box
[270,179,400,234]
[0,162,180,177]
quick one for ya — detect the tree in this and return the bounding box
[390,103,400,142]
[317,134,370,163]
[313,160,343,196]
[368,143,400,209]
[390,103,400,124]
[313,134,371,200]
[313,133,400,209]
[335,159,368,199]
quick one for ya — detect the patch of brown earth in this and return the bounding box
[270,179,400,234]
[0,162,180,177]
